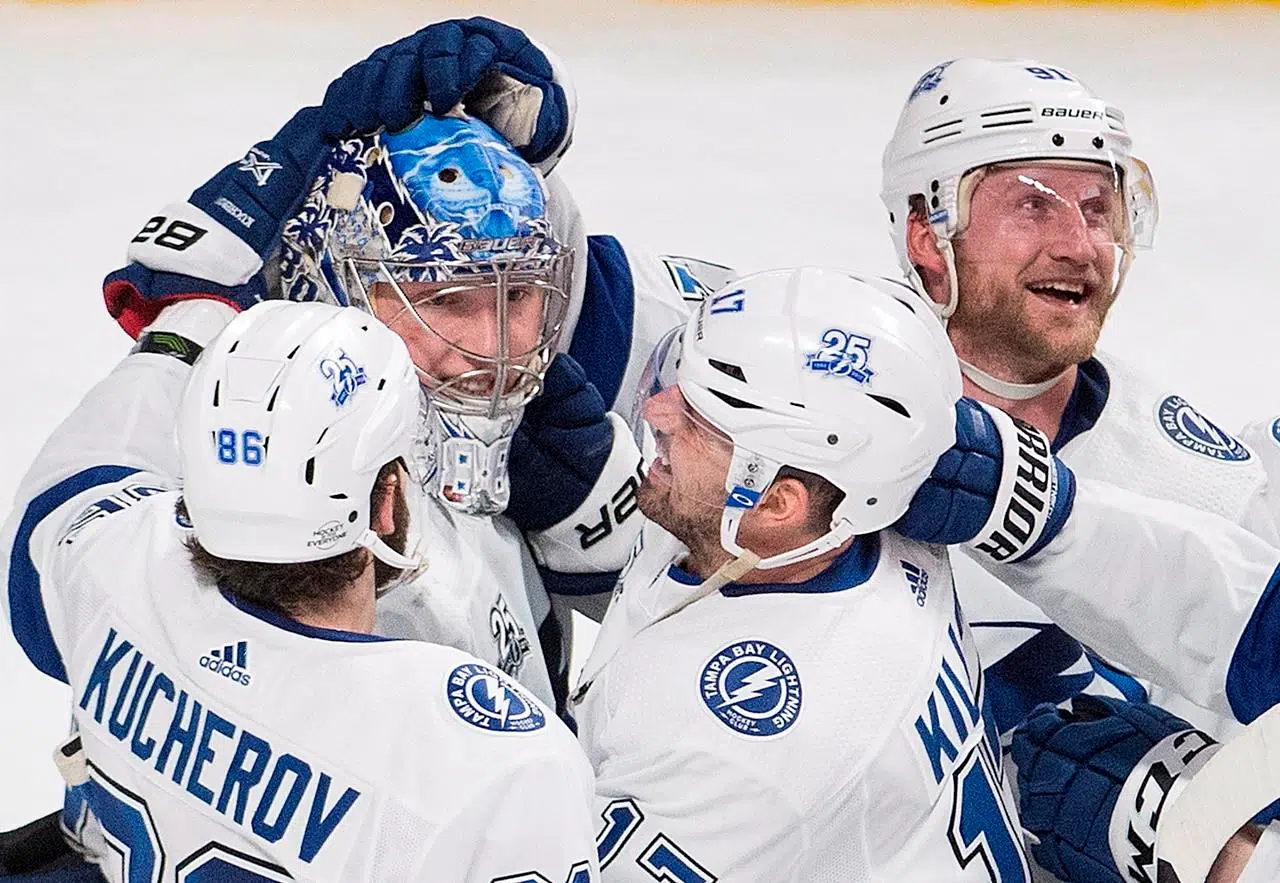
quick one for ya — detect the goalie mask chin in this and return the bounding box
[418,394,524,517]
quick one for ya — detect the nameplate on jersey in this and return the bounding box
[699,640,802,738]
[1156,395,1250,463]
[447,663,546,733]
[74,625,366,870]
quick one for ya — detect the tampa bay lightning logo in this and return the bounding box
[383,116,544,242]
[318,350,367,407]
[805,328,874,384]
[909,62,953,102]
[1156,395,1250,462]
[700,640,802,737]
[447,662,545,733]
[1270,417,1280,446]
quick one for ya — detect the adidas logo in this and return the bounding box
[199,641,252,686]
[900,560,929,608]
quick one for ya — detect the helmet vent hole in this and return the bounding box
[708,359,747,383]
[286,345,301,360]
[438,168,459,184]
[266,387,280,412]
[1092,136,1104,149]
[889,211,895,224]
[939,94,949,105]
[304,458,316,485]
[790,402,806,409]
[347,511,359,523]
[868,393,911,419]
[316,427,329,445]
[227,340,239,354]
[866,497,878,506]
[1052,133,1065,147]
[329,493,348,500]
[377,378,386,391]
[211,381,220,407]
[708,389,762,410]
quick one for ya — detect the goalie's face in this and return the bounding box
[369,277,554,405]
[946,161,1126,382]
[636,385,734,550]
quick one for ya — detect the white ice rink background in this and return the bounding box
[2,0,1279,830]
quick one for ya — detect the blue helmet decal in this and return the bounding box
[279,114,559,304]
[383,116,544,242]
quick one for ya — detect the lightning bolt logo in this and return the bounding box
[718,661,782,709]
[446,663,546,733]
[700,641,803,737]
[481,674,513,728]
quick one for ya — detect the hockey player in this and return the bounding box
[575,266,1037,881]
[0,299,599,881]
[97,18,704,708]
[879,57,1280,743]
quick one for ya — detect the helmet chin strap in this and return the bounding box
[959,359,1065,401]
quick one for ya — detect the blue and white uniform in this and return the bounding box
[966,352,1280,739]
[0,314,599,882]
[574,521,1030,883]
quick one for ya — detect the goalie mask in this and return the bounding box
[634,267,961,570]
[178,302,429,591]
[280,113,574,515]
[881,58,1159,321]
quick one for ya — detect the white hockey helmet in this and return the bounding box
[637,267,961,568]
[178,301,427,570]
[880,58,1159,317]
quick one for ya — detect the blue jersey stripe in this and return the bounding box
[8,465,142,683]
[1227,561,1280,723]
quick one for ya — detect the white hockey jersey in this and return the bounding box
[1,345,600,882]
[967,353,1280,737]
[960,352,1280,740]
[574,521,1031,883]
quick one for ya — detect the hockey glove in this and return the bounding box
[103,17,574,339]
[509,353,644,589]
[320,16,574,172]
[894,396,1076,563]
[1010,695,1239,883]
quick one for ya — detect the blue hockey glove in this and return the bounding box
[895,396,1076,563]
[509,354,645,594]
[320,16,573,172]
[104,17,573,339]
[507,353,615,533]
[1011,695,1226,883]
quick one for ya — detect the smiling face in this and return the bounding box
[636,385,734,554]
[944,161,1129,382]
[369,277,552,403]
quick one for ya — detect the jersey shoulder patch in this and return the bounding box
[1155,394,1251,463]
[446,662,546,733]
[659,255,736,303]
[699,639,802,738]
